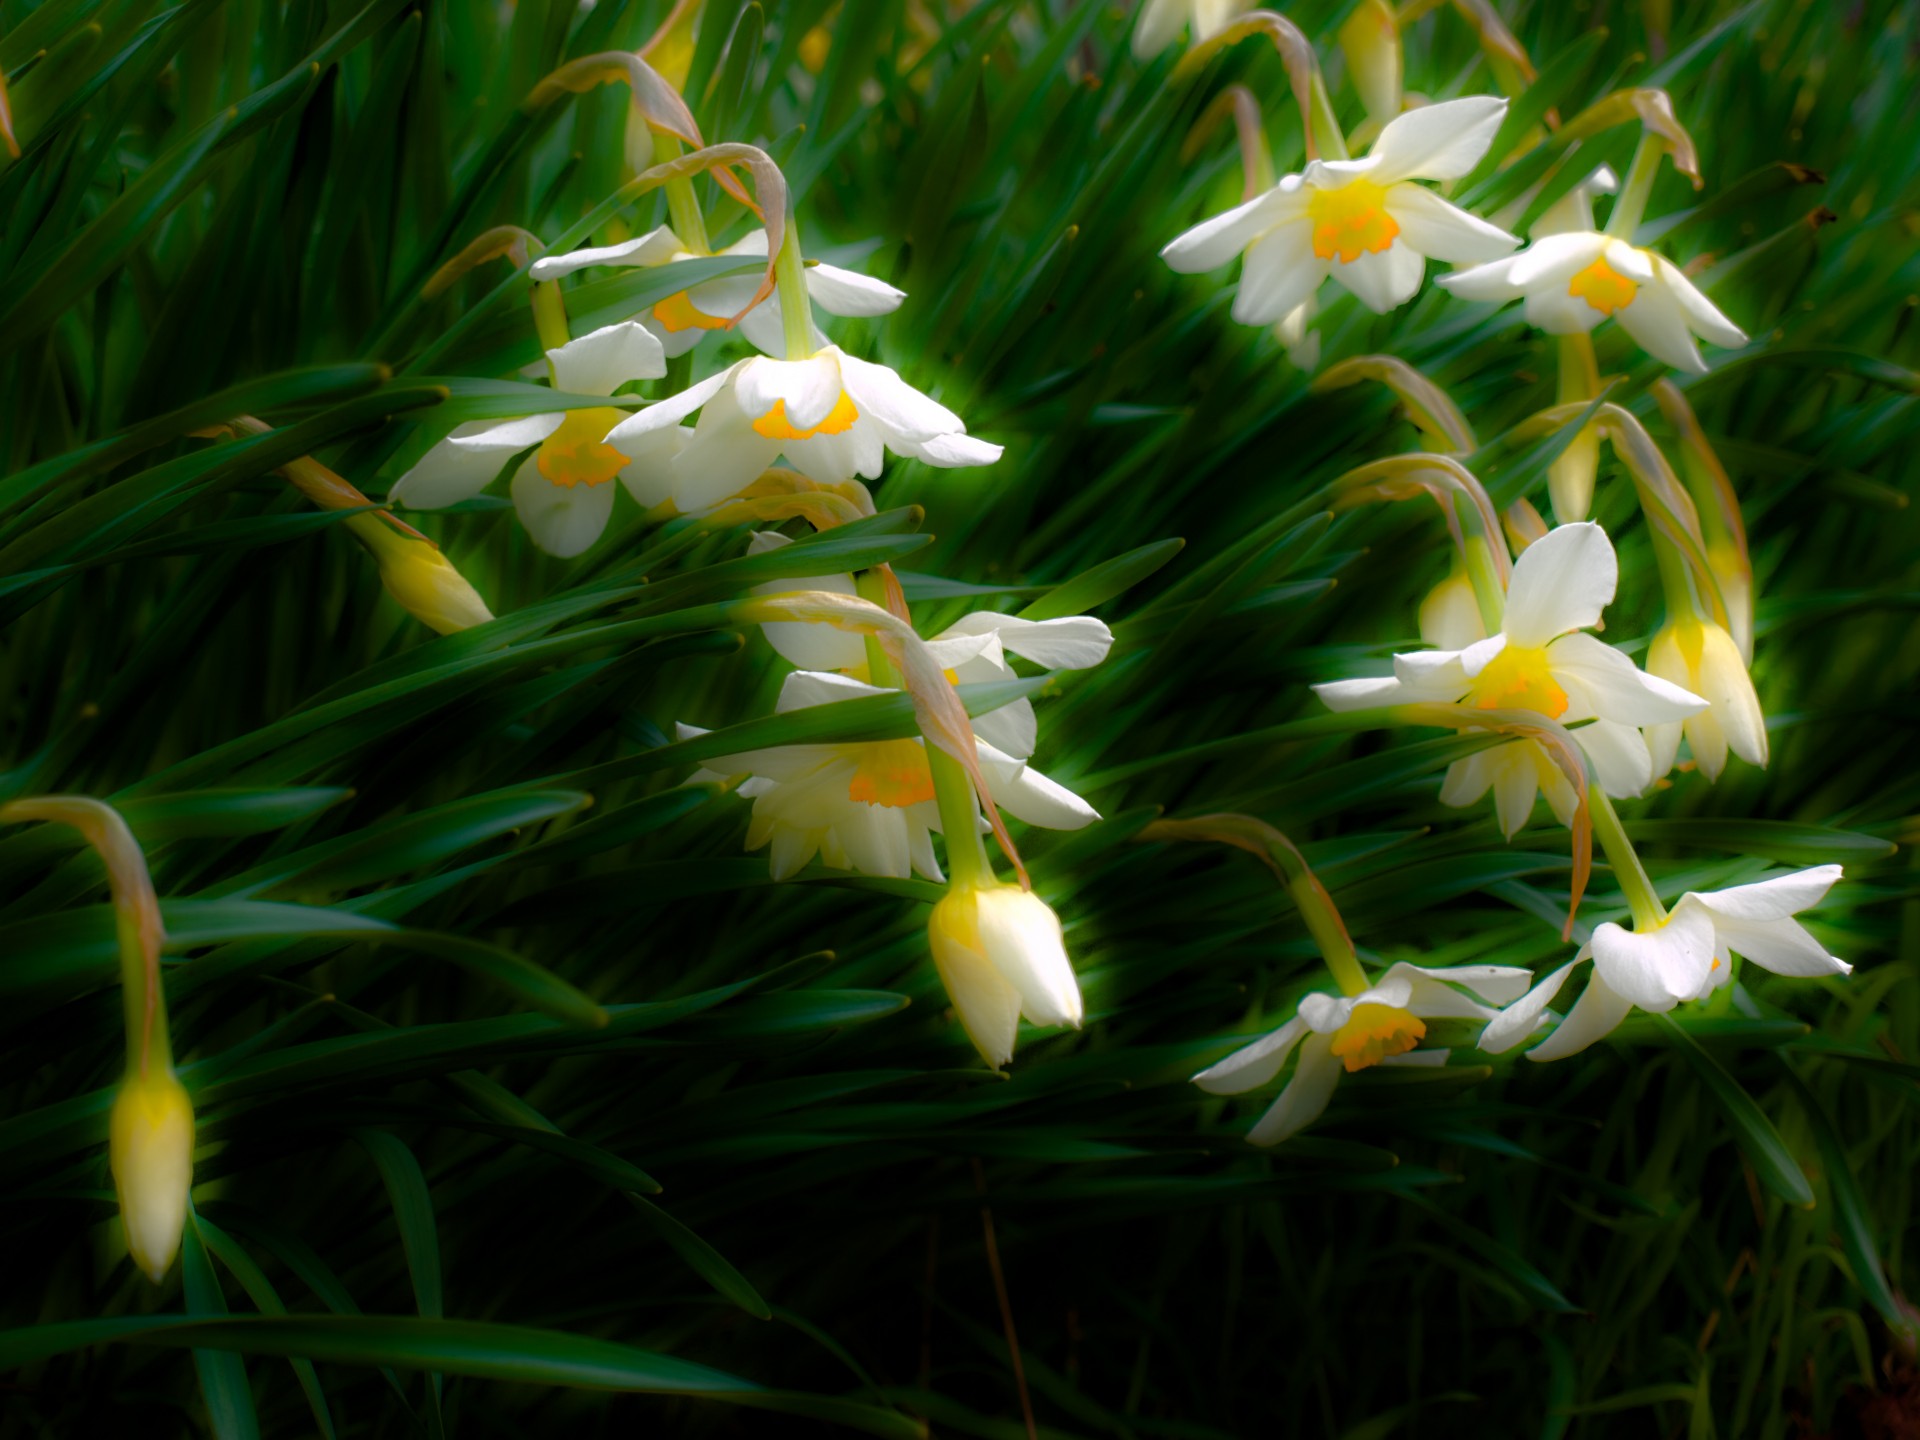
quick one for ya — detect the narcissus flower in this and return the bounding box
[607,346,1002,510]
[391,322,671,556]
[1481,866,1848,1060]
[1193,963,1531,1144]
[1644,613,1767,781]
[1314,522,1707,826]
[1131,0,1246,59]
[530,226,905,358]
[110,1068,195,1283]
[1162,96,1518,322]
[1437,230,1746,374]
[687,666,1098,882]
[929,880,1082,1067]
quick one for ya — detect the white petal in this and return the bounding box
[1684,866,1841,923]
[391,416,559,508]
[1330,241,1424,313]
[527,226,685,280]
[1246,1035,1343,1145]
[776,668,886,712]
[974,887,1082,1028]
[1130,0,1186,60]
[1438,750,1495,809]
[1364,95,1508,183]
[604,366,735,446]
[1501,521,1616,646]
[1548,632,1708,725]
[1575,717,1654,799]
[806,261,906,316]
[1615,273,1707,372]
[1419,572,1489,650]
[1644,719,1683,780]
[1478,954,1585,1054]
[986,756,1099,831]
[509,457,617,558]
[894,431,1004,468]
[1432,253,1525,302]
[1525,967,1635,1061]
[1233,220,1327,326]
[614,424,694,509]
[1696,623,1769,767]
[547,321,666,393]
[972,698,1037,760]
[931,924,1023,1068]
[1491,744,1542,838]
[669,385,782,509]
[1388,962,1534,1006]
[736,354,844,431]
[747,535,866,670]
[1385,184,1519,262]
[1654,255,1747,347]
[1712,913,1849,979]
[1589,908,1716,1012]
[937,612,1113,670]
[1313,675,1419,710]
[835,351,966,440]
[1161,183,1305,273]
[1193,1016,1310,1094]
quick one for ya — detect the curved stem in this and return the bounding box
[1588,788,1666,930]
[1605,132,1664,239]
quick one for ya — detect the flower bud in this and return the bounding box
[1337,0,1402,126]
[928,882,1082,1068]
[354,517,494,635]
[1644,614,1766,781]
[109,1069,194,1283]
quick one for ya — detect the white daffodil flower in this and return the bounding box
[1315,522,1708,831]
[1644,614,1768,781]
[390,321,672,557]
[1131,0,1246,59]
[1194,963,1532,1145]
[930,880,1082,1068]
[530,225,906,359]
[686,664,1099,883]
[744,533,865,672]
[606,346,1002,511]
[1437,230,1746,374]
[1481,866,1849,1060]
[1162,96,1518,322]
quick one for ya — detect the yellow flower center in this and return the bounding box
[1307,179,1400,264]
[1469,645,1569,719]
[846,739,935,808]
[652,289,733,333]
[1568,255,1638,316]
[752,390,860,441]
[536,408,630,489]
[1329,1003,1427,1073]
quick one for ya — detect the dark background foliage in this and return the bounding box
[1,0,1916,1436]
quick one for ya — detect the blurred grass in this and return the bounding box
[1,0,1917,1436]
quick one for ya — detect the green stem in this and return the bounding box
[1307,70,1350,162]
[1461,531,1507,636]
[652,132,711,254]
[116,911,171,1076]
[1549,331,1603,523]
[855,572,902,687]
[772,213,816,360]
[530,280,571,366]
[1294,881,1369,996]
[1605,133,1665,239]
[928,746,992,888]
[1589,788,1666,930]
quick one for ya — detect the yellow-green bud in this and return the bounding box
[110,1069,195,1283]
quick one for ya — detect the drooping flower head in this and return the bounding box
[606,346,1002,513]
[1481,866,1848,1060]
[1644,613,1767,781]
[1195,963,1530,1144]
[930,881,1083,1068]
[1438,231,1746,374]
[1313,522,1708,832]
[390,321,670,556]
[1131,0,1248,59]
[1163,97,1519,323]
[530,225,905,359]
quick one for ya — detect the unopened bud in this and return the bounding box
[354,517,494,635]
[110,1069,194,1283]
[928,882,1081,1068]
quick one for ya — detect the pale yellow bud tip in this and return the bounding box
[372,533,494,634]
[109,1070,195,1283]
[928,882,1081,1068]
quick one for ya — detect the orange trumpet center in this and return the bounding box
[652,288,734,333]
[536,408,630,489]
[752,390,860,441]
[1308,179,1400,264]
[1329,1003,1427,1073]
[1469,645,1569,719]
[1568,255,1638,316]
[846,739,936,808]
